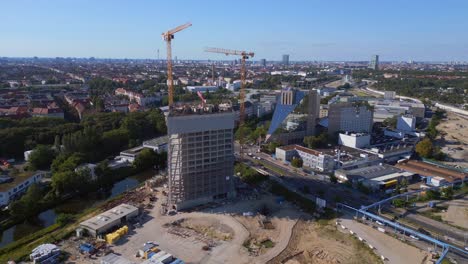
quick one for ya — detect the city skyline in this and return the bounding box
[1,0,468,61]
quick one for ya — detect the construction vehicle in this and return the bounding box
[204,47,254,156]
[162,22,192,108]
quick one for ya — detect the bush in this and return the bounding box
[56,213,75,226]
[235,163,267,185]
[291,157,303,168]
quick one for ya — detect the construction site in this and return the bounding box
[53,182,391,264]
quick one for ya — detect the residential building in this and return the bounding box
[0,170,48,206]
[328,102,373,135]
[226,81,241,91]
[167,104,235,210]
[275,145,335,172]
[115,88,160,107]
[31,107,64,119]
[319,104,329,118]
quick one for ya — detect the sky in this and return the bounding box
[1,0,468,61]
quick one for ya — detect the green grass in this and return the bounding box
[261,239,275,248]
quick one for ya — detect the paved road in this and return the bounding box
[392,207,467,245]
[241,147,377,209]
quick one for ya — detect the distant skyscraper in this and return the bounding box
[282,54,289,65]
[260,59,266,67]
[369,55,379,70]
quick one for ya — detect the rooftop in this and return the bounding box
[338,164,405,180]
[80,203,138,231]
[143,135,169,147]
[169,103,233,117]
[395,160,467,182]
[0,169,43,192]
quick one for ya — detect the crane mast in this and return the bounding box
[205,47,254,157]
[162,22,192,108]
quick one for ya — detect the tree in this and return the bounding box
[9,183,43,220]
[304,133,328,149]
[56,213,74,226]
[235,125,253,142]
[235,163,267,185]
[392,198,407,208]
[133,148,158,171]
[383,116,397,129]
[291,157,303,168]
[440,186,454,200]
[415,138,434,158]
[28,145,56,170]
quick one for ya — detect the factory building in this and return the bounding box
[167,104,235,210]
[335,164,414,191]
[79,203,139,237]
[338,133,371,148]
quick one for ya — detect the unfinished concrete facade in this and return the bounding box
[167,107,235,210]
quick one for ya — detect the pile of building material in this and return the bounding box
[105,225,129,244]
[30,243,60,264]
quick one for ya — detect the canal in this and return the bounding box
[0,170,153,248]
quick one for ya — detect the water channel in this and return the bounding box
[0,171,152,248]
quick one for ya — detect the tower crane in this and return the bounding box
[162,22,192,108]
[204,47,254,125]
[205,47,254,157]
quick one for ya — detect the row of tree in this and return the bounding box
[0,109,167,160]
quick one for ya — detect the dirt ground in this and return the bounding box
[441,197,468,229]
[102,190,301,264]
[437,112,468,169]
[268,219,382,264]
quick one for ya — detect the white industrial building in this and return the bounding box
[143,136,169,153]
[80,203,139,237]
[335,164,414,191]
[338,133,371,148]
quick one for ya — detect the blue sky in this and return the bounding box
[1,0,468,61]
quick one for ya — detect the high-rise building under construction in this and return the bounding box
[167,104,235,210]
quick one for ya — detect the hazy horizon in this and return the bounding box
[2,0,468,61]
